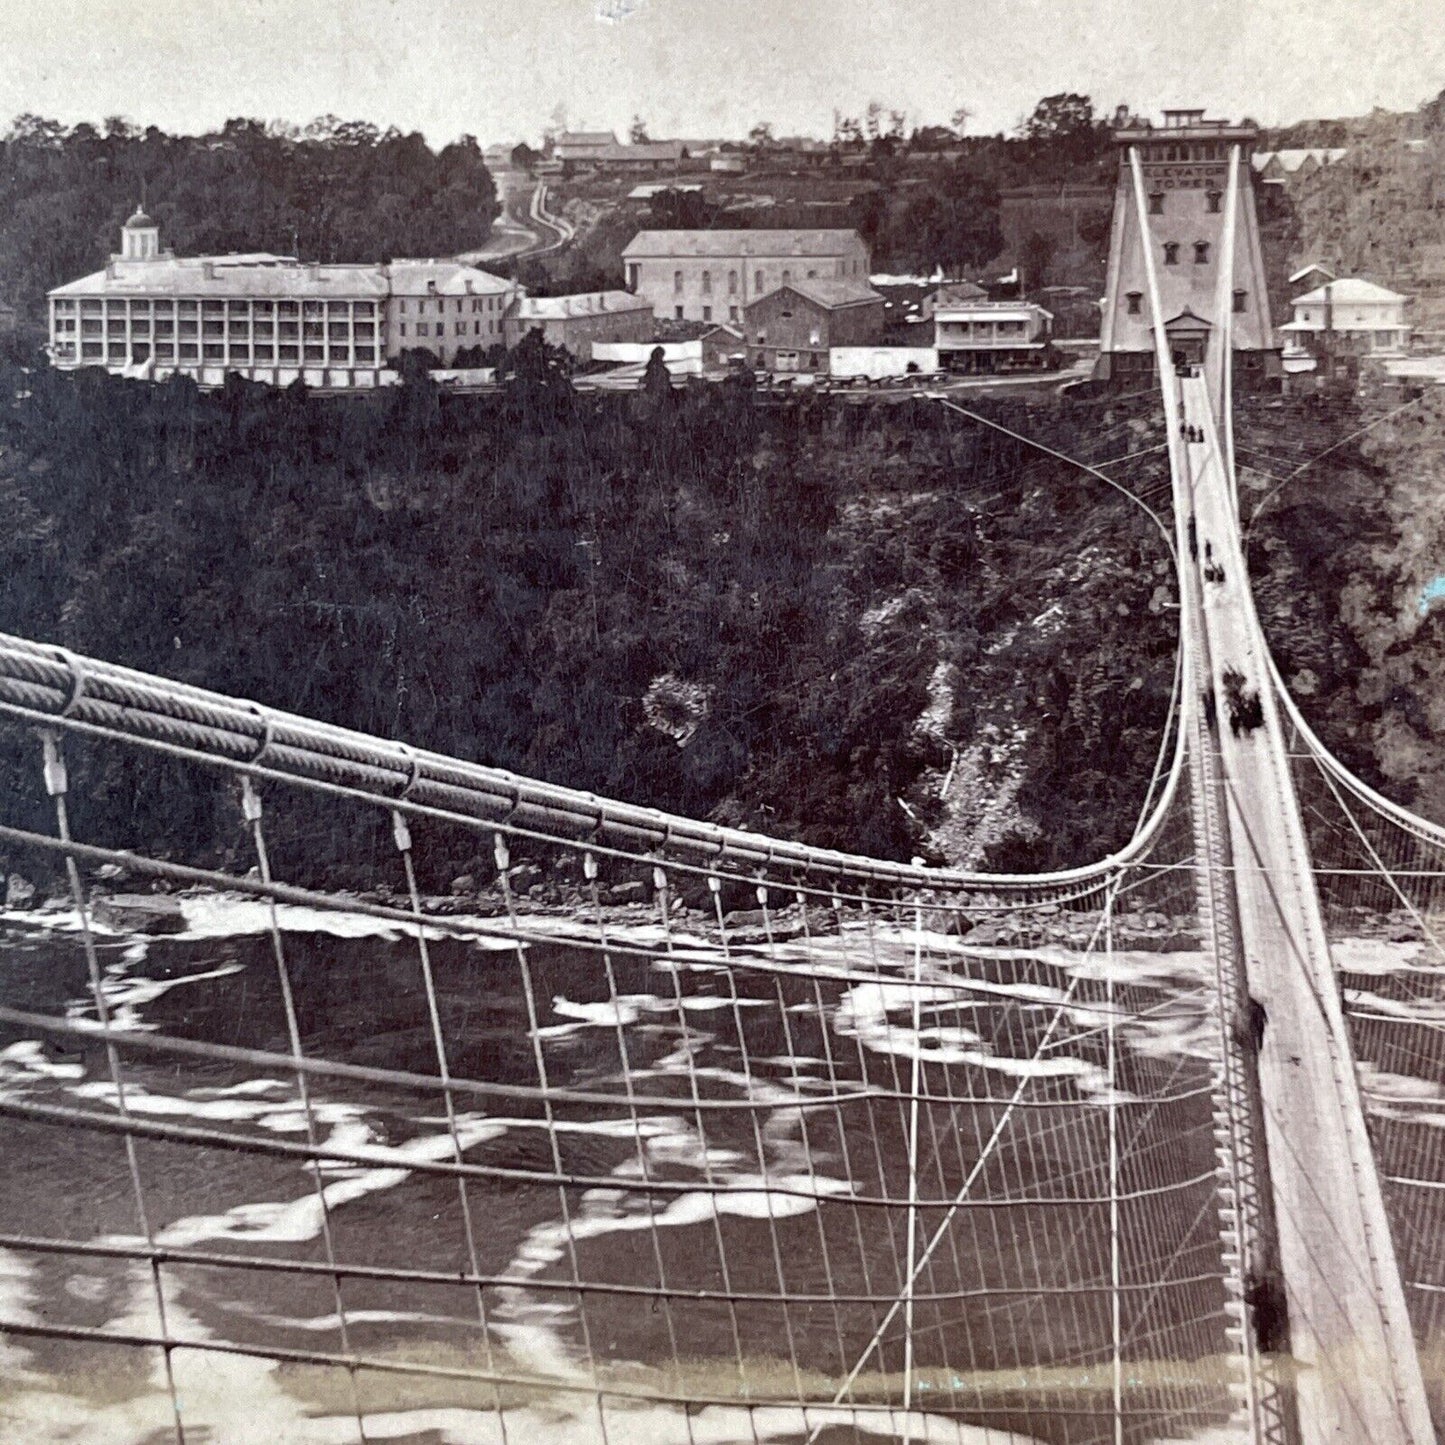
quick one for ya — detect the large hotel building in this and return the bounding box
[48,211,519,387]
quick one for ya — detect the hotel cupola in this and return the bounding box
[120,207,162,261]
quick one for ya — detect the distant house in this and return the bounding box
[622,228,871,325]
[1281,277,1411,362]
[1289,263,1337,295]
[503,290,655,356]
[1251,148,1347,185]
[934,297,1055,373]
[627,182,704,202]
[744,279,885,373]
[710,155,748,175]
[552,131,617,165]
[556,139,687,176]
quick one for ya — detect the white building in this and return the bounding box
[934,297,1055,373]
[383,259,515,363]
[47,211,519,386]
[1281,277,1411,363]
[621,229,871,325]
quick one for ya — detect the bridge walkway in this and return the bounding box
[1176,371,1434,1444]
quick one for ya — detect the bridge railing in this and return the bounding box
[0,631,1247,1445]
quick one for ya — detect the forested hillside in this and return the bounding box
[1243,392,1445,822]
[0,352,1176,883]
[0,115,500,326]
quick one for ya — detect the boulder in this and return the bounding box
[91,893,186,935]
[5,875,35,909]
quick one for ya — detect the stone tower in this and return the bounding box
[1095,110,1279,383]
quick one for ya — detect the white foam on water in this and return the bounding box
[1332,936,1432,975]
[1345,985,1445,1026]
[79,958,246,1031]
[1357,1062,1445,1128]
[0,1039,85,1082]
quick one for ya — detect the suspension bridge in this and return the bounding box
[0,147,1442,1445]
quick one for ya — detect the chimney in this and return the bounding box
[308,261,320,281]
[202,261,215,281]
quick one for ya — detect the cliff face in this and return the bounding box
[1242,391,1445,824]
[0,361,1178,882]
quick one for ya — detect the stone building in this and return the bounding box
[622,229,871,326]
[503,290,655,356]
[743,279,885,373]
[1096,110,1279,382]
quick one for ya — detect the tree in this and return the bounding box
[1022,92,1096,144]
[951,106,973,137]
[747,121,775,153]
[1020,230,1057,291]
[629,115,650,144]
[1020,93,1105,178]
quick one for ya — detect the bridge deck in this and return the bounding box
[1176,373,1433,1444]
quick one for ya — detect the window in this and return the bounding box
[399,322,407,337]
[729,304,739,321]
[701,270,711,295]
[399,300,407,314]
[807,269,817,279]
[1233,289,1248,314]
[755,269,764,293]
[1163,242,1180,265]
[781,269,792,285]
[1148,193,1164,215]
[1206,190,1222,214]
[675,305,684,320]
[1126,291,1143,315]
[703,305,712,321]
[1194,241,1210,264]
[674,270,683,293]
[728,270,738,295]
[455,321,464,335]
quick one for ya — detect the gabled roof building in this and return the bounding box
[622,229,871,325]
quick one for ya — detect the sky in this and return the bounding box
[4,0,1445,147]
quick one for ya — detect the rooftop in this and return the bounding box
[510,290,652,319]
[564,141,686,164]
[50,256,390,300]
[934,298,1054,321]
[622,228,865,259]
[384,259,514,296]
[750,278,884,310]
[50,253,514,301]
[1293,278,1409,306]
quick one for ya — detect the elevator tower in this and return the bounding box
[1095,109,1280,383]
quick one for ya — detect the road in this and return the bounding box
[1177,373,1434,1445]
[458,168,573,267]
